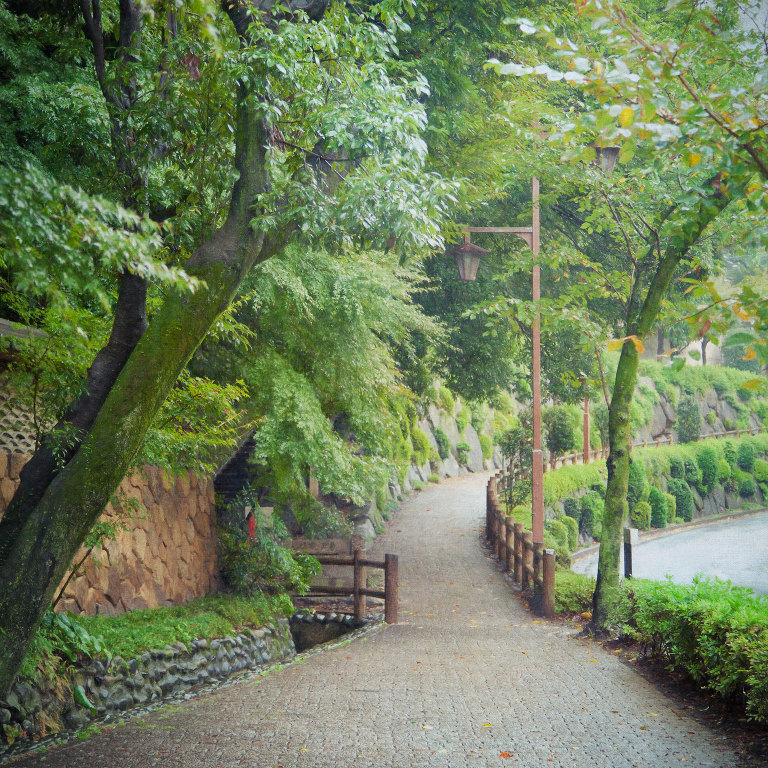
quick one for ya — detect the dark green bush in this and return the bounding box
[648,486,667,528]
[738,441,756,471]
[631,500,652,530]
[677,395,702,443]
[723,439,737,467]
[664,492,677,521]
[740,474,757,497]
[696,445,719,493]
[683,455,703,493]
[669,454,685,479]
[554,570,595,614]
[433,427,451,460]
[753,458,768,484]
[563,497,581,526]
[580,491,603,538]
[667,478,695,522]
[627,459,648,513]
[545,518,569,551]
[717,459,731,484]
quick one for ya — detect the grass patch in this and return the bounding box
[71,592,293,662]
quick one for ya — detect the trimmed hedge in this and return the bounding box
[616,578,768,723]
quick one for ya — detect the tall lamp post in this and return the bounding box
[447,178,544,546]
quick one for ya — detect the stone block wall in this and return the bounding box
[0,453,219,615]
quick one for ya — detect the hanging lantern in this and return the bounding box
[590,144,620,174]
[447,234,490,282]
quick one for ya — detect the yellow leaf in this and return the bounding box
[687,152,702,167]
[606,339,625,351]
[619,106,634,127]
[743,348,757,361]
[742,379,763,391]
[630,336,645,354]
[737,310,750,321]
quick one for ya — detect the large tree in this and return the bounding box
[0,0,450,695]
[493,0,768,628]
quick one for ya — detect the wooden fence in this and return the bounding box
[304,549,399,624]
[486,474,555,618]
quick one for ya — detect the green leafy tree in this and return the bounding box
[0,0,452,696]
[491,1,768,629]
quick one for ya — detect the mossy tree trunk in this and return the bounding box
[0,0,329,698]
[590,184,737,631]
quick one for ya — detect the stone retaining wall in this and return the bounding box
[0,619,295,751]
[0,454,219,615]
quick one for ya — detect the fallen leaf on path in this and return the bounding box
[499,752,512,759]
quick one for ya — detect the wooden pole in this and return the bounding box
[542,549,556,618]
[505,518,514,572]
[583,386,591,465]
[353,548,366,619]
[531,178,544,545]
[384,553,398,624]
[514,523,524,583]
[522,532,532,589]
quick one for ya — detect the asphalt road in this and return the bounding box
[572,511,768,593]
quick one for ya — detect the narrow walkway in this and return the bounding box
[8,474,744,767]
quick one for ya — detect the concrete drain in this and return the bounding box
[289,611,367,652]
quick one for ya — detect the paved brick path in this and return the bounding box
[7,473,745,768]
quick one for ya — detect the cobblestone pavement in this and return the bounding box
[8,473,745,768]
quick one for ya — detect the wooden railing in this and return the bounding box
[487,474,555,618]
[305,549,399,624]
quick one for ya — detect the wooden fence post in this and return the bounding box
[513,523,523,583]
[522,532,532,589]
[533,542,543,587]
[542,548,555,618]
[505,518,514,572]
[384,553,398,624]
[353,548,366,620]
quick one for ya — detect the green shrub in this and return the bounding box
[753,458,768,483]
[561,514,579,551]
[726,467,742,493]
[648,486,667,528]
[723,417,734,430]
[706,410,717,426]
[478,434,493,461]
[667,478,694,522]
[631,500,652,531]
[740,474,757,497]
[438,385,456,415]
[580,491,603,538]
[696,445,719,493]
[664,492,676,521]
[627,459,648,513]
[545,518,569,551]
[411,427,431,466]
[669,454,685,478]
[456,441,471,464]
[613,578,768,723]
[433,427,451,460]
[563,497,581,526]
[684,455,703,492]
[738,441,756,471]
[456,407,470,433]
[428,473,441,484]
[723,439,737,467]
[677,394,702,443]
[554,570,595,614]
[717,459,731,484]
